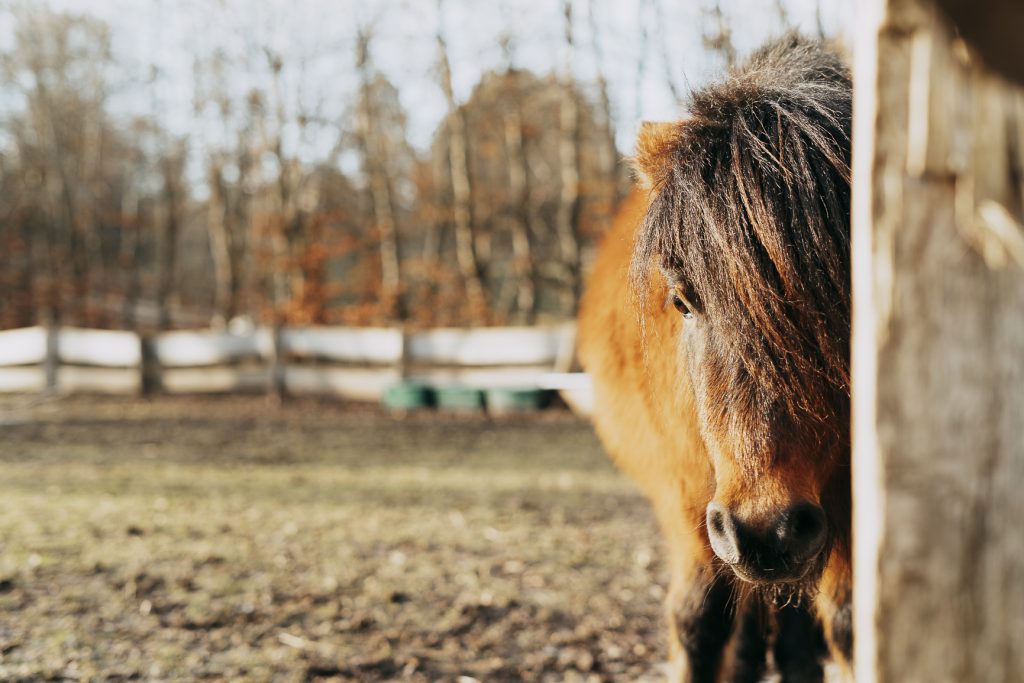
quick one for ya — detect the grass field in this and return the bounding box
[0,395,666,682]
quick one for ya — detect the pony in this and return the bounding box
[579,35,853,682]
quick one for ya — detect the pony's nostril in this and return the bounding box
[779,503,827,562]
[706,503,741,565]
[708,509,725,536]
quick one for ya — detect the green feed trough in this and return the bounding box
[383,383,432,411]
[485,387,548,414]
[434,385,485,412]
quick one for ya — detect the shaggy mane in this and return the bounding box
[631,34,853,427]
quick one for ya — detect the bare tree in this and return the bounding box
[771,0,791,28]
[155,142,186,330]
[556,0,583,313]
[651,0,682,105]
[436,0,487,324]
[701,0,737,68]
[0,147,33,327]
[420,130,449,288]
[634,0,650,122]
[0,0,771,331]
[496,34,536,323]
[354,27,403,321]
[192,40,268,329]
[119,133,145,329]
[586,0,622,232]
[4,9,115,325]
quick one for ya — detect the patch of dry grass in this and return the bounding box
[0,396,665,682]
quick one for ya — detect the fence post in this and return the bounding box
[43,310,59,394]
[139,333,161,395]
[852,1,1024,680]
[554,321,577,373]
[397,325,408,381]
[267,324,286,402]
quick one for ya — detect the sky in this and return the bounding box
[4,0,855,156]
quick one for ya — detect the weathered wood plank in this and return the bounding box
[905,9,966,177]
[853,0,1024,681]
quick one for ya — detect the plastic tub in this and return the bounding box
[382,382,432,410]
[485,387,549,414]
[434,385,485,412]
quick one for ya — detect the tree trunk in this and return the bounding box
[586,0,620,233]
[556,0,583,316]
[354,31,403,322]
[436,1,487,324]
[503,104,536,323]
[701,0,736,68]
[120,189,141,330]
[852,2,1024,681]
[422,141,447,277]
[652,0,682,104]
[19,219,36,327]
[155,154,182,331]
[207,162,235,327]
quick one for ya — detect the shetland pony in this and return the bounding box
[579,36,852,682]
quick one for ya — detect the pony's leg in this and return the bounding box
[722,595,769,683]
[816,551,853,681]
[815,590,853,682]
[721,599,829,683]
[773,603,827,683]
[665,563,734,683]
[651,482,735,682]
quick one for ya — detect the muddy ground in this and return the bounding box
[0,395,668,682]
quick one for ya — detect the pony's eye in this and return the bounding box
[672,294,694,319]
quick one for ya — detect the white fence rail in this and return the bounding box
[154,328,271,367]
[280,327,402,365]
[0,326,47,366]
[406,326,574,366]
[58,327,142,367]
[0,324,588,408]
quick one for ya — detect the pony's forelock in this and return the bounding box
[630,34,853,431]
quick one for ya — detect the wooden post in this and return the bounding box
[267,324,286,403]
[139,333,161,396]
[852,1,1024,681]
[397,325,409,381]
[43,310,59,394]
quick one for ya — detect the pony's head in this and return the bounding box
[632,36,853,592]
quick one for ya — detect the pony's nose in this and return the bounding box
[705,502,827,581]
[777,502,828,564]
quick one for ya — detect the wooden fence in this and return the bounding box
[853,0,1024,680]
[0,324,591,409]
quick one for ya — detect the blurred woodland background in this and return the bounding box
[0,0,842,332]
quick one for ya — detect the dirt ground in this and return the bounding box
[0,395,668,682]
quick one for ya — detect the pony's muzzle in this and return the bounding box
[705,501,827,583]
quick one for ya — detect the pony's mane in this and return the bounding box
[631,34,853,425]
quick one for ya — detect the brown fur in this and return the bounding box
[579,35,853,682]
